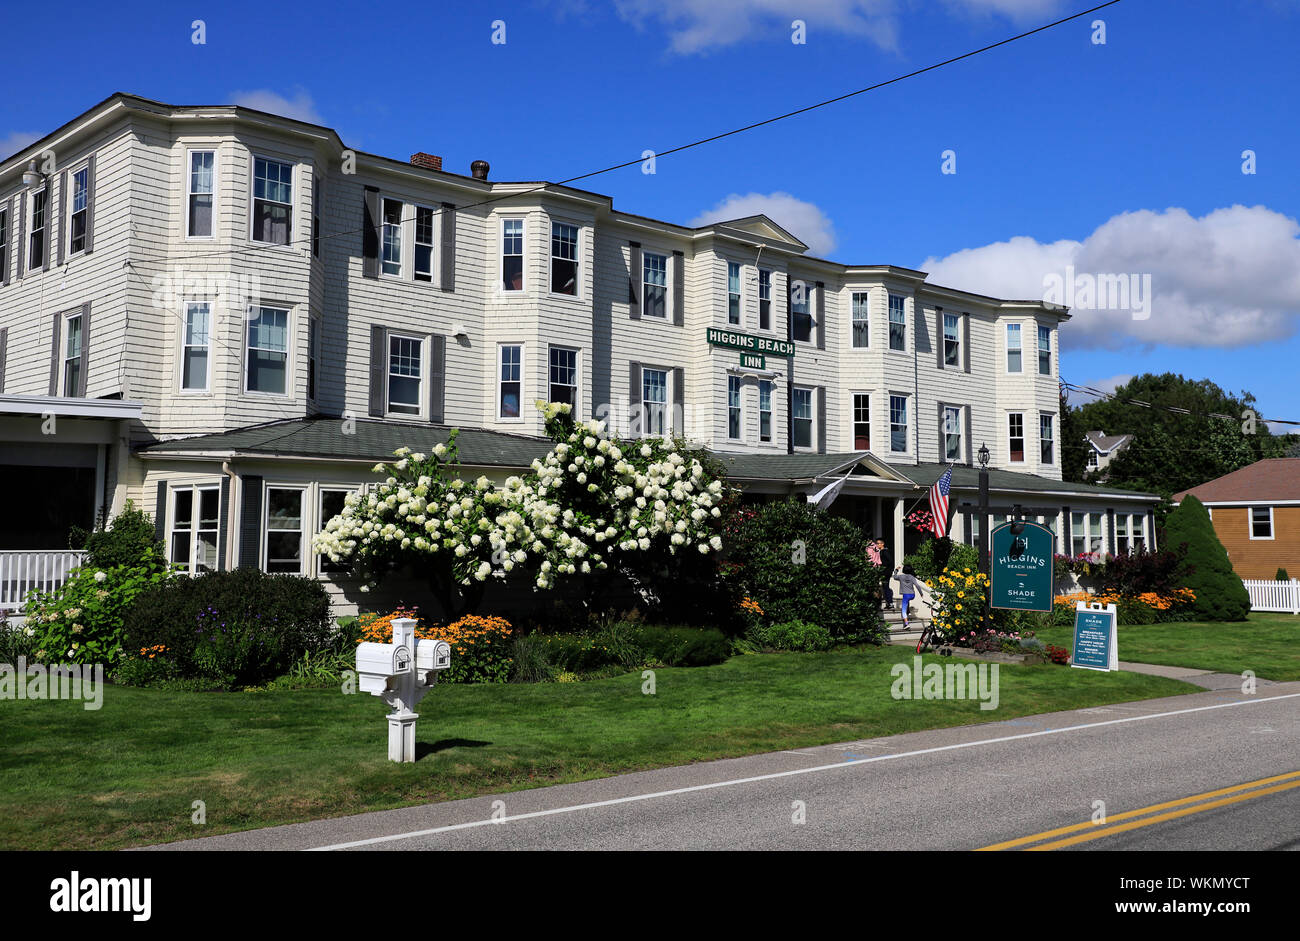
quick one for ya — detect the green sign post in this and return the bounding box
[989,521,1055,612]
[1072,602,1118,671]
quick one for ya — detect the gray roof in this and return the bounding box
[1085,430,1133,452]
[709,451,875,480]
[903,462,1157,499]
[139,418,554,467]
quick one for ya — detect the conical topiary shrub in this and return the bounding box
[1163,494,1250,621]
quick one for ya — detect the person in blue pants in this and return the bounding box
[893,564,927,630]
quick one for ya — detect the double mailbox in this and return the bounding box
[354,618,451,762]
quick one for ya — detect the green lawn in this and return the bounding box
[1,646,1196,850]
[1036,612,1300,681]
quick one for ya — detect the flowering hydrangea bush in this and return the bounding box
[312,402,731,617]
[24,564,171,666]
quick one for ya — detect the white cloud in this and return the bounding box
[0,131,40,160]
[228,88,323,125]
[690,191,838,255]
[920,205,1300,351]
[611,0,900,54]
[1073,374,1133,403]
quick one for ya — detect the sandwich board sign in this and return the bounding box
[990,521,1055,613]
[1072,602,1118,671]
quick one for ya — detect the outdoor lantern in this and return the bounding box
[978,443,990,469]
[22,160,43,189]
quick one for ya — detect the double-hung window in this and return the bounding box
[1130,514,1146,552]
[727,375,742,439]
[502,219,524,291]
[181,302,211,392]
[1038,325,1051,375]
[252,157,293,245]
[643,367,668,436]
[727,262,741,325]
[387,334,423,416]
[549,347,577,406]
[1116,514,1147,554]
[758,270,771,330]
[792,387,813,449]
[1087,449,1099,469]
[245,306,289,395]
[1008,413,1025,462]
[851,292,870,348]
[498,344,522,418]
[551,222,578,295]
[889,394,908,453]
[68,167,90,254]
[759,380,773,442]
[1039,414,1054,464]
[943,405,963,461]
[317,488,354,573]
[187,151,214,238]
[1250,507,1274,539]
[265,487,305,573]
[414,206,435,281]
[169,485,220,573]
[0,205,7,282]
[943,313,960,366]
[791,281,812,342]
[853,393,870,450]
[28,187,47,269]
[381,198,403,276]
[62,311,83,396]
[888,294,906,351]
[643,252,667,318]
[1071,511,1104,555]
[1006,323,1023,373]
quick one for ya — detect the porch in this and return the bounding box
[0,549,88,618]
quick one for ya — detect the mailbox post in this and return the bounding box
[355,617,451,762]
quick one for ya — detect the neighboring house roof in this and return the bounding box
[138,418,1158,502]
[1085,430,1133,454]
[1172,458,1300,504]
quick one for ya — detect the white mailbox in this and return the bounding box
[355,618,450,762]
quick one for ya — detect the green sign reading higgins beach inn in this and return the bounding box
[990,520,1055,613]
[706,328,795,358]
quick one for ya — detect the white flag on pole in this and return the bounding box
[808,470,853,511]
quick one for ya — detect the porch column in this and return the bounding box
[893,498,904,559]
[110,418,132,516]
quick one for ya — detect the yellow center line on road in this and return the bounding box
[979,769,1300,851]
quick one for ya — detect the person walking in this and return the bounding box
[893,564,927,630]
[877,538,894,610]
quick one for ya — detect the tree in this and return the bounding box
[1058,385,1090,483]
[1161,494,1249,621]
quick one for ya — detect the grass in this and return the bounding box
[1035,612,1300,681]
[1,646,1197,850]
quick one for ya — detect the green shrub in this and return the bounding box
[750,619,833,652]
[905,539,978,582]
[0,615,38,663]
[25,564,171,667]
[73,501,167,574]
[509,634,556,683]
[722,499,885,641]
[1278,568,1291,581]
[122,568,332,686]
[1163,495,1250,621]
[630,625,729,666]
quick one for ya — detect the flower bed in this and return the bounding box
[1051,589,1196,625]
[356,608,513,684]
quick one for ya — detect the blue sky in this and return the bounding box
[3,0,1298,427]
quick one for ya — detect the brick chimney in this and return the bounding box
[410,152,442,171]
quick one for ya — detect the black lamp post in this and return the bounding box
[977,442,991,629]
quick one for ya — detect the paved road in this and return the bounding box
[145,679,1300,851]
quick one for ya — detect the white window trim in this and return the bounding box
[249,153,295,248]
[1249,506,1275,541]
[412,202,439,284]
[852,391,872,451]
[1006,322,1024,374]
[497,342,525,421]
[548,218,581,300]
[167,482,222,574]
[792,384,817,452]
[640,365,672,438]
[1007,411,1026,463]
[178,300,214,394]
[307,313,321,403]
[499,215,526,294]
[943,404,963,463]
[888,392,909,455]
[386,332,425,419]
[184,148,217,241]
[851,291,871,349]
[1039,412,1055,465]
[547,345,580,411]
[1037,324,1052,376]
[642,250,669,319]
[243,305,292,397]
[726,374,743,441]
[27,184,49,271]
[60,310,83,397]
[887,293,907,353]
[791,280,815,345]
[758,269,773,332]
[758,378,774,443]
[727,261,743,326]
[942,312,961,368]
[315,485,360,578]
[380,196,405,279]
[263,483,309,575]
[65,163,91,256]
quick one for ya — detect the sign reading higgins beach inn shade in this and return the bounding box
[706,328,796,359]
[989,520,1055,613]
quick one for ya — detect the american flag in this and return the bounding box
[929,468,952,538]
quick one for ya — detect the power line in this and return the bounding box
[1061,380,1300,428]
[139,0,1126,267]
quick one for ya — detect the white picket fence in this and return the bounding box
[1243,579,1300,615]
[0,550,89,616]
